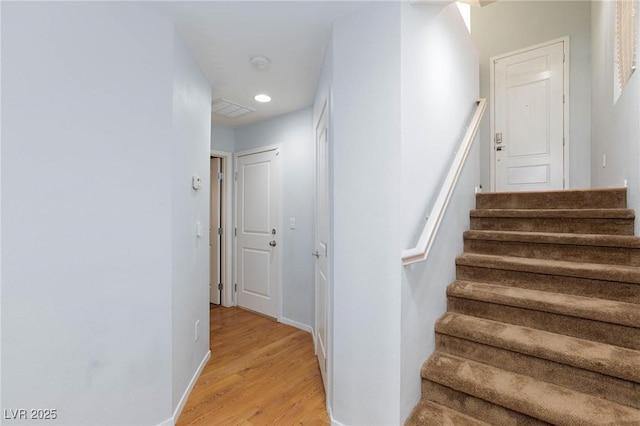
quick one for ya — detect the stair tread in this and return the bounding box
[448,281,640,328]
[470,208,635,218]
[436,312,640,383]
[464,230,640,248]
[423,352,640,425]
[406,400,491,426]
[456,252,640,284]
[480,188,627,197]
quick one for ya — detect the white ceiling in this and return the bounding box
[155,1,363,128]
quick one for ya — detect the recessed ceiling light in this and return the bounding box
[254,94,272,103]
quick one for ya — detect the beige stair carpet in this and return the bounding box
[406,188,640,425]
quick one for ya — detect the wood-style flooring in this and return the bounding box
[176,306,330,425]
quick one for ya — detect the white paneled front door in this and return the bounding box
[493,39,567,191]
[235,148,281,318]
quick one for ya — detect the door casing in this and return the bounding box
[210,156,223,305]
[211,150,233,307]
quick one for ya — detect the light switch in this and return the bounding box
[289,218,296,229]
[196,221,203,237]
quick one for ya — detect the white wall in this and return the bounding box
[591,0,640,231]
[471,1,592,190]
[318,3,481,424]
[1,3,174,424]
[234,108,315,329]
[1,3,212,425]
[211,125,235,153]
[330,3,403,424]
[0,2,3,409]
[399,2,481,422]
[171,34,212,416]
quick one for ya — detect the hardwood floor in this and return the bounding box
[176,307,330,425]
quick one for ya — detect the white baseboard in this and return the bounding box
[171,350,211,425]
[312,327,318,354]
[157,418,174,426]
[328,405,346,426]
[279,316,313,334]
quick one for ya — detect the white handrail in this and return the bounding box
[402,98,487,266]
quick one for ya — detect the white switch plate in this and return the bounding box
[289,218,296,229]
[196,221,203,237]
[192,175,202,190]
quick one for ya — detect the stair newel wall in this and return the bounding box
[398,1,482,422]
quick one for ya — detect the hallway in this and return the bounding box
[177,307,329,425]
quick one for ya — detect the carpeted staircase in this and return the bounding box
[406,188,640,425]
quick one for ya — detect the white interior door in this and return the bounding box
[235,148,281,318]
[210,157,222,305]
[493,40,566,191]
[315,102,329,389]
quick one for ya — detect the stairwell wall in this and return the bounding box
[399,2,480,422]
[591,0,640,233]
[329,3,403,424]
[317,2,481,423]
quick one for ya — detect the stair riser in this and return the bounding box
[404,401,491,426]
[476,190,627,210]
[421,380,547,426]
[464,239,640,267]
[424,352,640,425]
[470,217,634,235]
[456,264,640,304]
[435,334,640,409]
[448,297,640,350]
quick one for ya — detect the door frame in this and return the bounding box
[314,97,330,392]
[211,150,233,307]
[209,156,222,305]
[233,144,284,320]
[314,92,333,408]
[489,36,570,191]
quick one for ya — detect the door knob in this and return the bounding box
[269,240,277,247]
[312,251,320,258]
